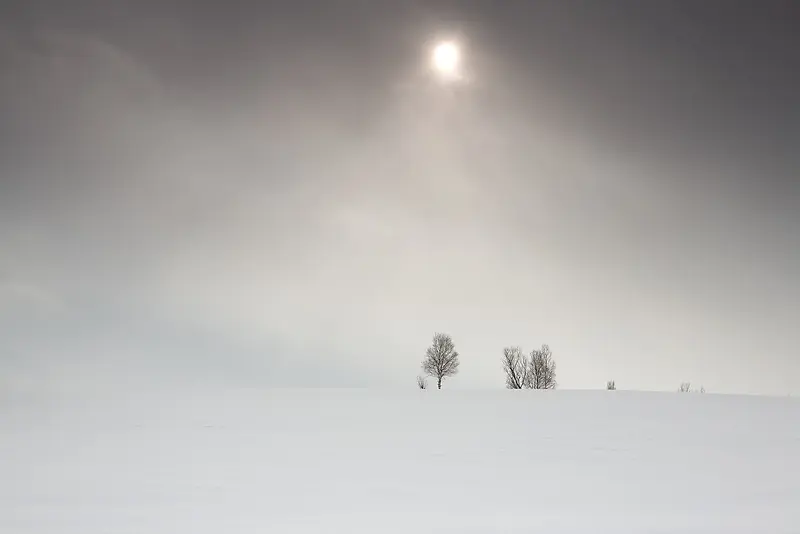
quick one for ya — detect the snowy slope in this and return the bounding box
[1,389,798,533]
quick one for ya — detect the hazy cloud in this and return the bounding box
[1,1,798,395]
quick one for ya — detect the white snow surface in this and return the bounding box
[2,389,799,533]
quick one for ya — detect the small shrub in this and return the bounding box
[416,375,428,390]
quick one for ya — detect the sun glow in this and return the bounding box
[431,41,460,78]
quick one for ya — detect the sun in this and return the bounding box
[431,41,460,78]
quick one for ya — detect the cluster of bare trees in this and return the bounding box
[502,344,557,390]
[417,333,707,394]
[418,334,559,390]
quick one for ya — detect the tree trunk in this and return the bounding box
[437,377,442,389]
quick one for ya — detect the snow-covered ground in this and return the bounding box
[1,389,798,533]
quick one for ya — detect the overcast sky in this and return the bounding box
[1,0,798,394]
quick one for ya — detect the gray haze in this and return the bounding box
[1,1,798,394]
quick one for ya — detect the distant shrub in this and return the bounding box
[679,382,706,393]
[606,380,616,390]
[416,375,428,390]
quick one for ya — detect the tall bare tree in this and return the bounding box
[502,346,528,389]
[422,332,460,389]
[528,344,557,389]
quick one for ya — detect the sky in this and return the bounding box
[0,0,798,395]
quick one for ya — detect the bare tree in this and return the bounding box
[528,344,557,389]
[422,332,460,389]
[502,346,528,389]
[416,375,428,389]
[607,380,616,390]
